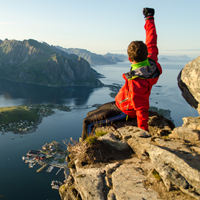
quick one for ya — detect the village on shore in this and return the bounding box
[22,141,68,190]
[0,103,101,136]
[0,104,71,134]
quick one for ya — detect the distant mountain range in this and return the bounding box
[55,46,127,66]
[158,55,192,62]
[0,39,103,86]
[55,46,193,65]
[0,38,194,87]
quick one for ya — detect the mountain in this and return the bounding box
[55,47,124,66]
[104,53,127,62]
[0,39,103,87]
[103,54,124,63]
[158,55,192,62]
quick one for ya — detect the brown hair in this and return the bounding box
[127,41,148,63]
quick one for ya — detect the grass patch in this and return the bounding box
[58,157,65,163]
[85,135,97,144]
[46,157,54,161]
[95,130,108,137]
[0,106,39,124]
[84,130,108,144]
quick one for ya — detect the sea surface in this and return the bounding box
[0,61,198,200]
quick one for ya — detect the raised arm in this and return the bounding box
[143,8,158,62]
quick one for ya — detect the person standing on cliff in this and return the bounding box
[81,8,162,140]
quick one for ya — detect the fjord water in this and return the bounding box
[0,61,198,200]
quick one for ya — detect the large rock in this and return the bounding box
[170,116,200,141]
[111,162,160,200]
[98,133,130,151]
[177,55,200,114]
[74,168,105,200]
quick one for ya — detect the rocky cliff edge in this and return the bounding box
[59,111,200,200]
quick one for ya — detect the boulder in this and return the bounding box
[111,163,160,200]
[98,133,130,151]
[170,116,200,142]
[177,55,200,114]
[74,168,105,200]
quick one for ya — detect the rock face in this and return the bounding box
[59,112,200,200]
[177,55,200,114]
[170,116,200,141]
[0,39,103,86]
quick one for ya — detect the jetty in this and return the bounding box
[36,163,48,173]
[56,168,62,175]
[51,162,66,169]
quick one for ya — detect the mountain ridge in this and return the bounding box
[0,39,103,87]
[55,46,125,66]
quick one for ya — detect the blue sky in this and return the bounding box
[0,0,199,58]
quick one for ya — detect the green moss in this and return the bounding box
[152,169,161,180]
[95,131,108,137]
[85,135,97,144]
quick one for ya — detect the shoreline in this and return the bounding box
[0,103,103,135]
[0,104,71,135]
[0,103,173,135]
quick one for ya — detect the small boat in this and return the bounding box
[51,180,62,186]
[52,185,59,190]
[25,159,35,164]
[46,166,54,172]
[29,163,34,168]
[51,180,62,190]
[11,137,15,139]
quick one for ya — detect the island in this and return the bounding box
[0,103,102,135]
[0,104,71,134]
